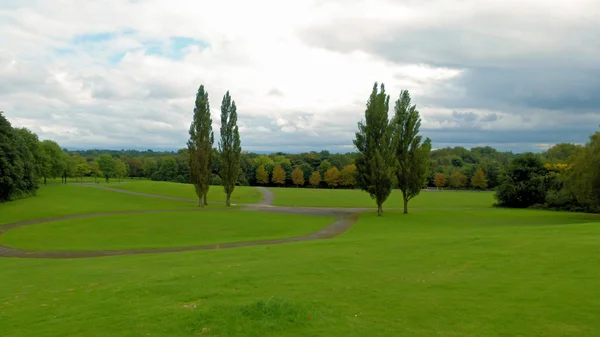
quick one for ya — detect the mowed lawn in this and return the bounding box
[270,187,495,208]
[106,180,263,204]
[0,183,199,225]
[1,185,600,336]
[1,211,335,251]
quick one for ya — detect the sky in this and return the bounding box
[1,0,599,153]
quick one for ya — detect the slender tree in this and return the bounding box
[392,90,432,214]
[219,91,241,206]
[353,82,396,216]
[187,85,214,207]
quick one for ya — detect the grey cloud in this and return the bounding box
[299,8,600,115]
[267,88,284,96]
[451,111,477,122]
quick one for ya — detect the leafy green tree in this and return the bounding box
[391,90,432,213]
[219,91,242,206]
[353,82,396,216]
[115,159,129,182]
[1,113,26,201]
[254,155,274,175]
[187,85,214,207]
[317,159,332,178]
[545,143,581,163]
[495,153,548,208]
[39,140,64,184]
[14,128,42,182]
[299,162,313,183]
[256,164,269,185]
[96,154,116,183]
[142,157,158,178]
[157,158,178,181]
[566,132,600,210]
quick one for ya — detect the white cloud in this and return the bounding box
[1,0,598,153]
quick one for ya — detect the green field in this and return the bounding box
[1,211,334,251]
[269,187,495,208]
[106,180,263,204]
[1,181,600,336]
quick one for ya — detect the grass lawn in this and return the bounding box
[1,211,335,251]
[105,180,263,204]
[270,187,495,208]
[2,186,600,336]
[0,184,200,225]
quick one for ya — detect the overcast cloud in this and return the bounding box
[1,0,599,153]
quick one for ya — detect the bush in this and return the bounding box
[210,174,222,185]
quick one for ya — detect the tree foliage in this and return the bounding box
[255,165,269,185]
[494,153,548,208]
[271,164,286,186]
[448,170,467,189]
[353,82,396,216]
[96,154,116,183]
[470,168,488,190]
[340,164,357,187]
[219,91,242,206]
[291,167,305,187]
[324,167,341,188]
[188,85,214,207]
[309,171,321,187]
[434,173,447,189]
[391,90,431,213]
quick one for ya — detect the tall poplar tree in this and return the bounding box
[187,85,214,207]
[353,82,397,216]
[392,90,432,214]
[219,91,241,206]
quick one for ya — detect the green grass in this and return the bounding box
[0,184,199,225]
[1,211,334,251]
[106,180,263,204]
[2,186,600,336]
[270,187,495,208]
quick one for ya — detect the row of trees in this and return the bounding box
[255,163,357,188]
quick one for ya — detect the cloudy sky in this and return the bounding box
[1,0,599,153]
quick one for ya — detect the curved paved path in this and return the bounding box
[0,187,361,259]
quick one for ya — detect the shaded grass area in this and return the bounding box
[1,204,600,336]
[107,180,263,204]
[270,187,495,208]
[1,211,335,251]
[0,184,198,225]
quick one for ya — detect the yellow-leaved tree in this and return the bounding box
[324,167,341,188]
[271,164,286,187]
[291,167,305,187]
[309,171,321,188]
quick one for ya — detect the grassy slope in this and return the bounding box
[0,184,200,225]
[107,180,263,204]
[270,187,495,208]
[1,186,600,336]
[1,211,335,251]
